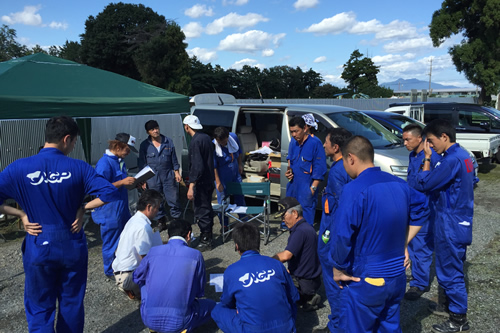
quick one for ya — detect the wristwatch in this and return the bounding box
[423,158,431,162]
[311,185,317,192]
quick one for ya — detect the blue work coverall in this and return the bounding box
[331,167,429,332]
[213,132,245,225]
[92,152,132,276]
[317,157,350,332]
[212,250,300,333]
[406,148,441,291]
[133,237,216,333]
[414,143,474,315]
[138,134,181,219]
[286,135,327,225]
[0,148,117,332]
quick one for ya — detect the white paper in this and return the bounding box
[210,274,224,292]
[249,146,273,154]
[226,204,248,214]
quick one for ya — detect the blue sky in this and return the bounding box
[1,0,473,89]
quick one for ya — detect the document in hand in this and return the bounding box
[125,166,155,189]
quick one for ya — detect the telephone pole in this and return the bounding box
[428,58,433,94]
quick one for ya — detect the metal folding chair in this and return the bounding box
[218,181,271,245]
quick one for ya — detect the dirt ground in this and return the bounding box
[1,163,499,333]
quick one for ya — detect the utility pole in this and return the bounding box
[428,58,433,94]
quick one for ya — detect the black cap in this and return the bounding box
[274,197,300,218]
[115,133,138,153]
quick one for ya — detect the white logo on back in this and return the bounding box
[239,270,276,288]
[27,171,72,185]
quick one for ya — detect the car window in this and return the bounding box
[423,108,454,123]
[193,108,235,136]
[459,109,500,130]
[327,111,402,148]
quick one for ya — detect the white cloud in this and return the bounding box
[374,20,419,40]
[1,5,42,26]
[182,22,204,39]
[262,49,274,57]
[348,19,383,34]
[302,12,356,35]
[187,47,218,63]
[184,4,214,18]
[47,21,68,30]
[294,0,319,10]
[231,58,265,70]
[378,54,454,83]
[383,37,433,53]
[372,53,415,64]
[206,13,269,35]
[314,56,327,63]
[323,74,346,87]
[218,30,285,53]
[223,0,249,5]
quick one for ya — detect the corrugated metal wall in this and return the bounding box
[236,97,477,110]
[0,119,86,171]
[90,113,186,171]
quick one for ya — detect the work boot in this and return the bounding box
[197,232,212,252]
[404,286,425,300]
[301,294,321,312]
[432,312,470,332]
[312,327,331,333]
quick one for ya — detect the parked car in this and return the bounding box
[385,102,500,162]
[184,94,409,201]
[362,110,479,185]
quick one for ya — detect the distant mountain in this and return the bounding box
[380,78,460,91]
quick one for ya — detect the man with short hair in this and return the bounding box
[0,116,118,332]
[139,120,182,229]
[402,124,441,301]
[273,197,322,311]
[183,115,215,251]
[212,223,300,332]
[330,136,429,332]
[313,128,352,333]
[112,189,164,299]
[285,116,326,226]
[133,219,216,333]
[414,119,474,333]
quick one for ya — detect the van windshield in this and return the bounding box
[327,112,402,148]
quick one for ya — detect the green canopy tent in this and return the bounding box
[0,53,189,163]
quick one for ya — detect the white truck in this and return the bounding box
[385,103,500,162]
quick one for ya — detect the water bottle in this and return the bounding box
[322,230,330,244]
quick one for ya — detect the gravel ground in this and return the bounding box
[1,163,499,333]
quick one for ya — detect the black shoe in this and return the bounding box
[404,286,425,300]
[312,327,331,333]
[197,233,212,252]
[432,312,470,332]
[429,302,450,318]
[302,294,321,312]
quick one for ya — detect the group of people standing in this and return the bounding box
[0,111,474,333]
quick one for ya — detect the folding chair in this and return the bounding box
[219,182,271,245]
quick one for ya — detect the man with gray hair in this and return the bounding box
[273,197,322,311]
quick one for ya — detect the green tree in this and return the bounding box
[48,45,61,57]
[80,2,190,93]
[0,24,28,61]
[311,83,348,98]
[59,41,82,63]
[429,0,500,105]
[30,44,47,55]
[341,49,380,94]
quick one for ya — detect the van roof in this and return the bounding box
[195,103,358,114]
[388,102,477,108]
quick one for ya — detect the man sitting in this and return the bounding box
[212,223,300,333]
[112,189,164,299]
[133,219,216,333]
[273,197,322,311]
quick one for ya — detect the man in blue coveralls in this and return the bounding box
[414,119,474,333]
[212,126,245,230]
[313,128,352,333]
[133,219,216,333]
[212,223,300,333]
[285,116,326,226]
[402,124,441,301]
[0,116,118,332]
[330,136,429,333]
[139,120,182,229]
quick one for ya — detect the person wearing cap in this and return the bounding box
[138,120,182,229]
[314,128,352,333]
[273,197,322,312]
[302,113,319,136]
[327,136,429,333]
[183,115,215,251]
[0,116,118,332]
[92,132,138,278]
[285,116,326,227]
[212,222,300,333]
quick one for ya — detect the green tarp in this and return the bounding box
[0,53,189,119]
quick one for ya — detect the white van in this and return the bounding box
[184,94,409,200]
